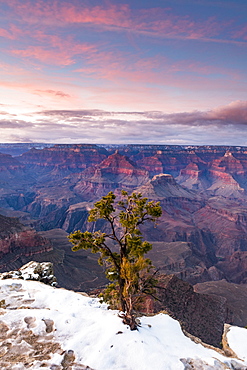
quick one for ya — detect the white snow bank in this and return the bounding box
[0,279,246,370]
[227,326,247,361]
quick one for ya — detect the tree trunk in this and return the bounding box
[119,277,126,312]
[122,313,137,331]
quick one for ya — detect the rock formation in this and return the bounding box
[0,214,52,272]
[194,279,247,327]
[136,173,196,199]
[0,261,57,286]
[152,274,227,348]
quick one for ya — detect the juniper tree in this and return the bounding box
[69,190,162,330]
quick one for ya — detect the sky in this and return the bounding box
[0,0,247,145]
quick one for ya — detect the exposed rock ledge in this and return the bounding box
[0,261,57,286]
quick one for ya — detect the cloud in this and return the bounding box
[34,90,71,98]
[231,25,247,41]
[36,100,247,128]
[142,101,247,126]
[4,0,246,45]
[0,101,247,145]
[0,119,34,128]
[207,101,247,123]
[40,109,120,118]
[11,47,73,66]
[0,25,23,40]
[7,26,96,66]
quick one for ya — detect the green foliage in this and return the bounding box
[69,190,162,330]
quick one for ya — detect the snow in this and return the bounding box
[227,326,247,361]
[0,279,247,370]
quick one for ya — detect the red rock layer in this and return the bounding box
[0,153,24,172]
[19,145,108,171]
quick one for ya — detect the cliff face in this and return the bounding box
[136,173,197,200]
[153,274,227,348]
[0,152,27,189]
[18,144,108,178]
[0,214,52,272]
[194,279,247,327]
[177,151,246,197]
[74,152,149,199]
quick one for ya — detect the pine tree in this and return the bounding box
[69,190,162,330]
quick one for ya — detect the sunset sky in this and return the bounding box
[0,0,246,145]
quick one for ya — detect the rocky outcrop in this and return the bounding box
[180,357,246,370]
[147,241,223,285]
[18,144,108,177]
[0,229,53,271]
[194,279,247,327]
[206,169,244,198]
[177,155,246,197]
[33,228,108,291]
[152,274,227,348]
[216,251,247,284]
[0,261,57,286]
[193,200,247,258]
[61,202,93,233]
[0,152,25,172]
[212,151,244,175]
[74,151,149,199]
[136,155,163,176]
[136,173,196,200]
[176,163,210,190]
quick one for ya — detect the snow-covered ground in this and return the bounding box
[227,326,247,362]
[0,279,247,370]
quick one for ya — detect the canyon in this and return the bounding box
[1,143,247,326]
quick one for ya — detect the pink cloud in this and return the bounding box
[231,25,247,41]
[11,47,75,66]
[5,0,132,28]
[34,89,71,98]
[4,0,240,44]
[207,101,247,123]
[10,34,96,66]
[0,28,14,39]
[74,50,241,92]
[59,3,132,28]
[0,25,23,40]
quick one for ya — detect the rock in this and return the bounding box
[42,318,54,333]
[230,360,247,370]
[61,350,76,369]
[194,280,247,327]
[18,144,108,176]
[0,214,53,272]
[136,155,163,176]
[180,357,244,369]
[153,274,227,348]
[0,261,57,286]
[24,316,37,329]
[74,151,149,199]
[136,173,197,200]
